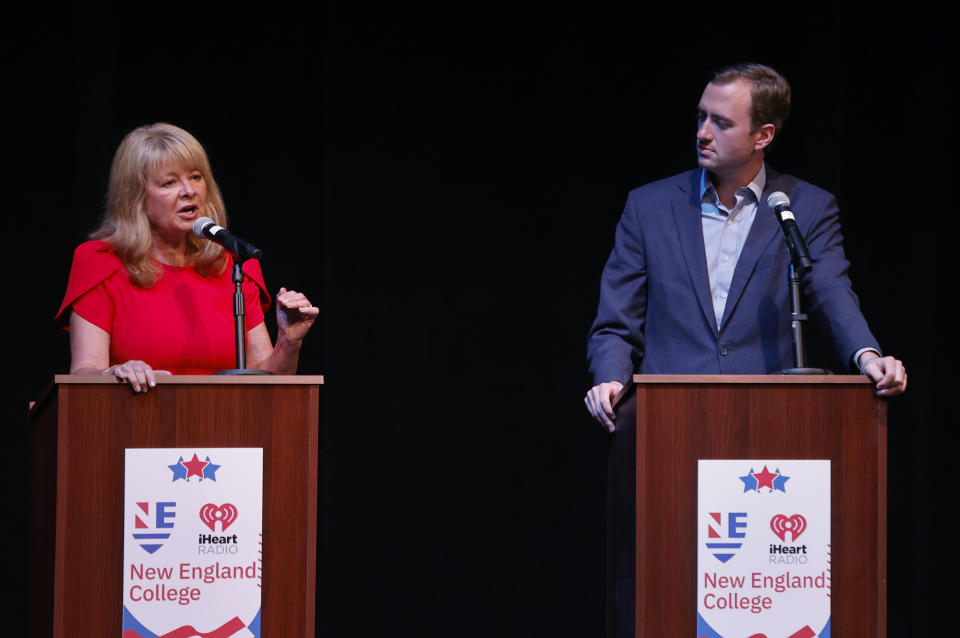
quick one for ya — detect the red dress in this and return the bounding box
[56,240,272,374]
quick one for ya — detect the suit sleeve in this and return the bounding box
[799,190,880,367]
[587,192,649,385]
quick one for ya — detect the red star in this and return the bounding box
[753,466,778,491]
[183,453,208,479]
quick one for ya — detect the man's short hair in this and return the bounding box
[712,63,791,141]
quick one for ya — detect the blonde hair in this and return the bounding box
[93,123,227,287]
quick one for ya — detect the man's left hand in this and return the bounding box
[860,354,908,396]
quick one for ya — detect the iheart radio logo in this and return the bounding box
[199,503,239,532]
[769,514,807,542]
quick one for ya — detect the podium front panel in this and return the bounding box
[608,375,886,638]
[30,376,322,638]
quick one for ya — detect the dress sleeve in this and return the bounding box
[55,240,123,330]
[240,258,272,329]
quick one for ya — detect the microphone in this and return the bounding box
[193,217,263,261]
[766,192,813,275]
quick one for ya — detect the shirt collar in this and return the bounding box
[699,164,767,204]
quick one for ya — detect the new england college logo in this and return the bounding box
[200,503,239,532]
[740,465,790,493]
[131,501,175,554]
[705,512,747,563]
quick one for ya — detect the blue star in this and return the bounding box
[202,456,221,481]
[168,457,188,481]
[739,468,759,492]
[772,468,790,493]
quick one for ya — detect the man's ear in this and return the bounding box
[755,123,776,151]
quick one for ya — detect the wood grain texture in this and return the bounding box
[52,374,325,385]
[30,378,321,638]
[609,376,885,638]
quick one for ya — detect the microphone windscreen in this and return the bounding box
[767,191,791,209]
[193,217,217,238]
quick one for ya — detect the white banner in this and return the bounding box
[122,448,263,638]
[697,460,830,638]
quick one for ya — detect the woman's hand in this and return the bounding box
[70,312,169,392]
[104,360,172,393]
[275,287,319,342]
[245,288,319,374]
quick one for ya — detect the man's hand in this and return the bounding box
[859,352,908,396]
[584,381,624,432]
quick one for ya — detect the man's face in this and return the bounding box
[696,79,766,179]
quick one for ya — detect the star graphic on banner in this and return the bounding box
[202,456,221,481]
[753,466,779,491]
[168,457,188,481]
[739,468,759,492]
[183,453,208,480]
[772,468,790,492]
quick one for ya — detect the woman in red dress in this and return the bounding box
[57,123,318,390]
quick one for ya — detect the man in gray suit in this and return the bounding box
[585,64,906,430]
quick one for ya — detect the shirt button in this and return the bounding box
[719,345,728,356]
[721,292,727,298]
[723,256,729,262]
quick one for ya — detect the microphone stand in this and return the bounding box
[777,262,831,375]
[214,257,273,375]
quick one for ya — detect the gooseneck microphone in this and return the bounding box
[766,191,813,275]
[193,217,263,261]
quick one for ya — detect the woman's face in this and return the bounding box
[143,162,208,247]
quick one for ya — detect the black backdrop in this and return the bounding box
[6,1,953,635]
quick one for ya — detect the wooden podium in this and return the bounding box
[29,375,323,638]
[607,375,886,638]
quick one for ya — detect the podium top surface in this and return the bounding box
[632,374,869,385]
[53,374,324,385]
[29,375,324,422]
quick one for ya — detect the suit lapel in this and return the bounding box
[673,170,719,339]
[718,169,783,330]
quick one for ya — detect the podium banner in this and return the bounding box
[121,448,263,638]
[697,460,831,638]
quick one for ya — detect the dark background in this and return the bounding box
[6,1,952,635]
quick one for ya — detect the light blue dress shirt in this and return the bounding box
[699,165,765,328]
